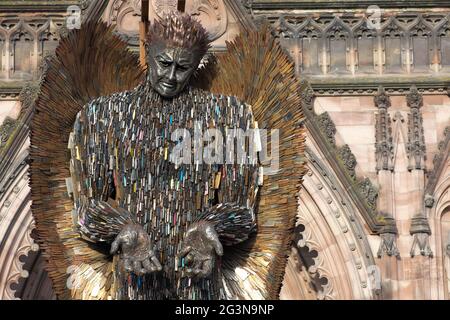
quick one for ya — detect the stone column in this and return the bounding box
[406,86,432,299]
[374,86,400,299]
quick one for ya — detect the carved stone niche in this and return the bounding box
[103,0,229,46]
[10,28,34,80]
[103,0,142,44]
[38,21,62,63]
[150,0,228,42]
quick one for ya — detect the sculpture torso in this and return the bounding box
[73,83,259,299]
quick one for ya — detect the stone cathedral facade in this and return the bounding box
[0,0,449,300]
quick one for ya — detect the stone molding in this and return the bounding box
[426,126,450,195]
[245,1,450,10]
[302,81,381,233]
[298,148,378,299]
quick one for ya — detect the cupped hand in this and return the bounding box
[177,221,223,279]
[110,223,162,275]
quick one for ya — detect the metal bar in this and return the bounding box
[139,0,150,68]
[178,0,186,12]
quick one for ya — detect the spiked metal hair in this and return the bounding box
[146,11,211,60]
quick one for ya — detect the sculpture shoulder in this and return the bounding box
[190,87,254,117]
[75,86,141,126]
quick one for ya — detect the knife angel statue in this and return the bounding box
[29,12,306,300]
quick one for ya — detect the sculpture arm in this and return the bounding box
[192,100,261,247]
[195,203,257,246]
[76,198,136,243]
[177,99,261,280]
[69,100,135,243]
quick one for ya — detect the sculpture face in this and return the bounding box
[147,44,199,98]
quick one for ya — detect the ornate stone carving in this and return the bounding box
[19,51,55,114]
[273,15,317,39]
[56,24,69,39]
[429,126,450,188]
[79,0,94,11]
[308,110,379,226]
[410,233,433,257]
[377,215,400,258]
[241,0,252,12]
[374,86,392,109]
[294,223,334,300]
[152,0,178,16]
[106,0,141,45]
[0,117,17,150]
[187,0,228,40]
[406,85,424,109]
[338,144,357,179]
[317,112,336,146]
[377,233,400,259]
[374,86,394,171]
[358,177,378,212]
[406,85,426,171]
[105,0,229,44]
[424,194,435,208]
[314,86,448,97]
[19,83,39,113]
[409,189,433,258]
[393,111,404,124]
[410,216,433,258]
[151,0,228,41]
[300,81,315,111]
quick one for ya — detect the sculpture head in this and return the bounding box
[145,12,211,98]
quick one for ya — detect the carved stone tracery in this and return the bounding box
[103,0,229,44]
[292,224,333,300]
[406,85,426,171]
[268,13,450,74]
[290,148,378,300]
[0,17,66,83]
[374,86,394,171]
[5,221,39,300]
[264,12,450,95]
